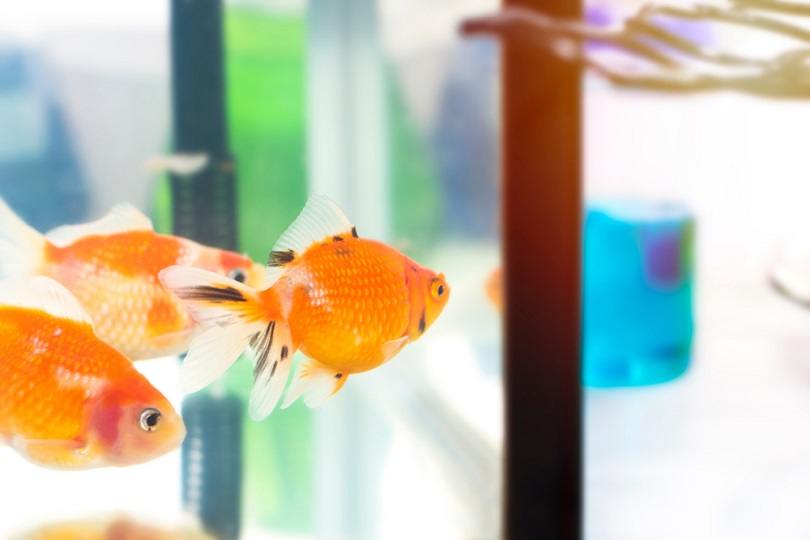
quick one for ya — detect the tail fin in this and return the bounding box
[160,266,297,420]
[0,199,47,278]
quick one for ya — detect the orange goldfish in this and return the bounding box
[0,277,185,469]
[485,267,503,311]
[160,195,450,420]
[16,516,214,540]
[0,201,265,360]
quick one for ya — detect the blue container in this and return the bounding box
[583,201,695,387]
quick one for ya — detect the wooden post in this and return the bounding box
[501,0,582,538]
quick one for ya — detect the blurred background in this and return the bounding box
[2,0,810,539]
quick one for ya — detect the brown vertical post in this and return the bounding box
[501,1,582,539]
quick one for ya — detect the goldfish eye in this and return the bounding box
[139,408,162,432]
[430,279,446,300]
[228,268,247,283]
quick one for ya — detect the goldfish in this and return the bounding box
[0,277,185,469]
[160,195,450,420]
[485,267,503,311]
[0,200,265,360]
[15,516,213,540]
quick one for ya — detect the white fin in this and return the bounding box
[180,324,262,394]
[0,276,92,327]
[265,194,355,286]
[247,321,296,420]
[160,265,270,394]
[0,198,47,278]
[12,436,88,469]
[46,204,153,247]
[281,358,348,410]
[159,266,261,326]
[144,153,209,176]
[160,265,304,414]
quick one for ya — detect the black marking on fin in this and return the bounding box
[351,226,358,238]
[253,321,276,381]
[335,373,343,379]
[268,249,295,267]
[281,346,289,360]
[269,361,278,378]
[333,235,344,242]
[418,310,426,334]
[178,286,246,303]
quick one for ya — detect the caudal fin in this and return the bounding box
[160,266,297,419]
[0,199,47,278]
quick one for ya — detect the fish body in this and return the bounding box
[269,237,425,373]
[161,195,450,420]
[0,201,265,359]
[0,277,185,469]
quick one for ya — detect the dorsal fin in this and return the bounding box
[265,195,355,286]
[0,276,93,327]
[46,204,154,247]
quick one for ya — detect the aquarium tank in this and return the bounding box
[4,0,810,539]
[0,1,501,539]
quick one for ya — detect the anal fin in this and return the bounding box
[13,436,89,469]
[281,358,348,410]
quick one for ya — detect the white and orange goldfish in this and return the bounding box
[0,201,265,360]
[0,277,185,469]
[160,195,450,420]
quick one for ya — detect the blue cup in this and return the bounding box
[583,200,695,387]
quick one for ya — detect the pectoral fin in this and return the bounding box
[381,336,409,364]
[12,437,91,469]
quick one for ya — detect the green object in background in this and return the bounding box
[387,73,443,258]
[152,4,444,536]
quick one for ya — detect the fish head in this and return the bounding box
[86,379,186,467]
[405,261,450,340]
[193,246,266,289]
